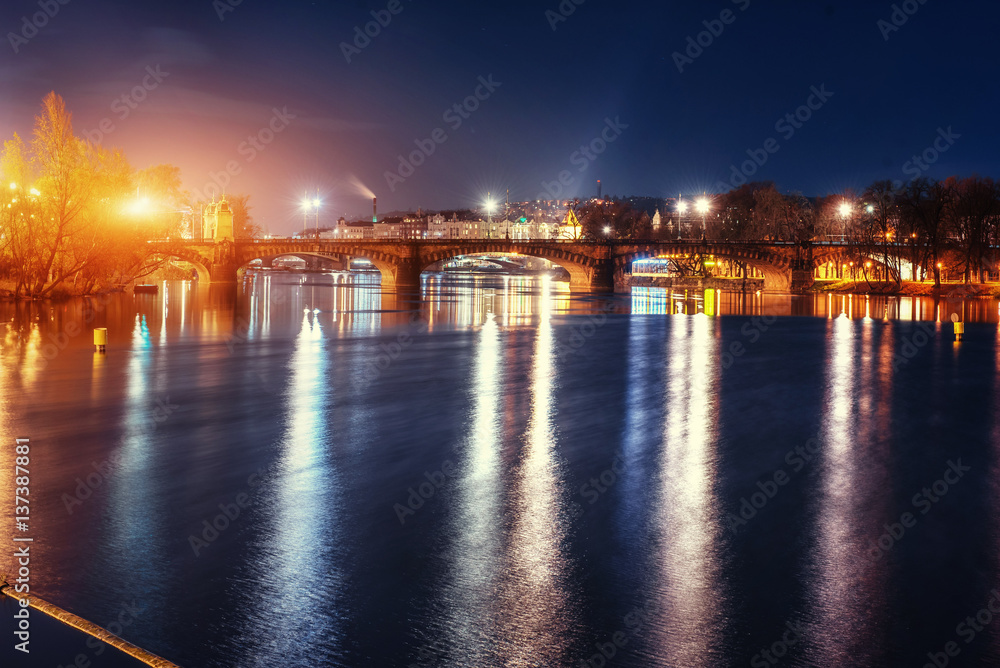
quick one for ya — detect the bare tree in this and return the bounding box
[896,179,953,287]
[946,176,1000,283]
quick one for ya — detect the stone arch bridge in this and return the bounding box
[149,239,856,292]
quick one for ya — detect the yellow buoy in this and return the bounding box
[94,327,108,352]
[954,321,964,341]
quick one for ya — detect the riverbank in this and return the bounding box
[812,279,1000,297]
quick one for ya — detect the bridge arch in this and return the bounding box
[417,247,588,286]
[811,248,905,281]
[418,242,607,291]
[151,250,212,282]
[615,243,795,292]
[248,252,350,271]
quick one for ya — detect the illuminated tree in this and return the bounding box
[228,194,261,239]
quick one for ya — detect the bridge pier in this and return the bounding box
[789,269,815,294]
[582,259,616,292]
[392,259,424,291]
[209,262,238,283]
[370,257,423,291]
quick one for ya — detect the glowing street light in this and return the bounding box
[302,195,321,237]
[312,198,321,238]
[695,197,710,238]
[603,225,612,236]
[9,182,16,191]
[838,202,852,218]
[484,194,496,225]
[125,196,151,216]
[675,198,688,240]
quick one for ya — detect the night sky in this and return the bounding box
[1,0,997,234]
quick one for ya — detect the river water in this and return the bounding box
[2,272,999,667]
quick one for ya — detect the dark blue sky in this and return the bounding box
[1,0,997,233]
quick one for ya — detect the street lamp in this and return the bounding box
[313,197,321,239]
[695,197,710,238]
[485,195,496,222]
[676,198,688,240]
[838,201,852,244]
[125,196,151,217]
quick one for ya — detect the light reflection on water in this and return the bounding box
[801,316,893,664]
[641,314,727,666]
[0,274,997,667]
[495,277,579,666]
[228,309,346,666]
[434,311,505,667]
[630,286,1000,322]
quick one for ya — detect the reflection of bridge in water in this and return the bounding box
[151,239,905,292]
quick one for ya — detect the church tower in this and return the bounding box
[215,197,234,241]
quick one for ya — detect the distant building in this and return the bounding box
[374,216,427,239]
[320,217,374,240]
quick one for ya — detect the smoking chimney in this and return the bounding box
[597,180,602,199]
[373,197,377,223]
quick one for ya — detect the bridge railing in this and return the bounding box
[231,238,854,247]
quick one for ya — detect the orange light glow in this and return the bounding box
[125,197,151,216]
